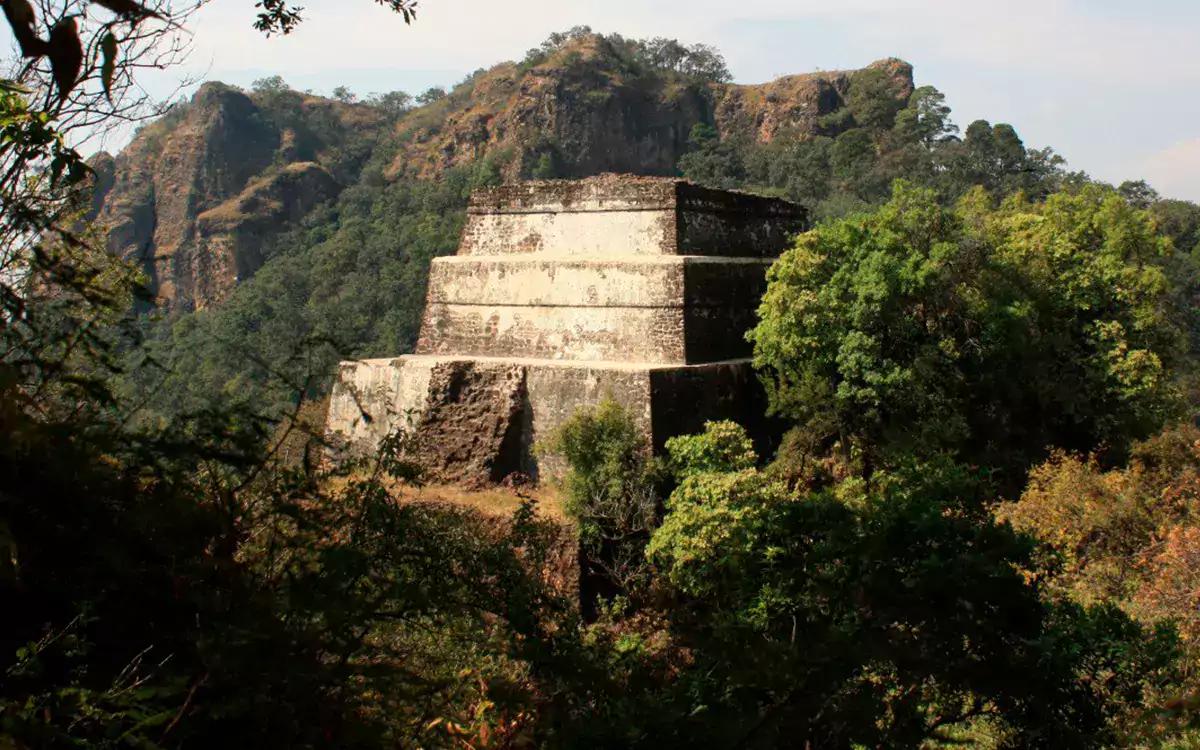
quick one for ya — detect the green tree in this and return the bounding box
[416,86,447,105]
[937,120,1066,199]
[750,182,1185,485]
[846,66,908,130]
[645,424,1178,747]
[677,123,747,190]
[543,400,662,612]
[367,90,414,117]
[829,127,877,194]
[891,85,958,147]
[251,74,289,93]
[1152,197,1200,254]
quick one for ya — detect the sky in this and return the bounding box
[11,0,1200,201]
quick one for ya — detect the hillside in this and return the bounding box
[90,31,912,310]
[385,33,911,180]
[98,28,1200,426]
[90,82,388,310]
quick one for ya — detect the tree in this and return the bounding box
[828,126,876,193]
[935,120,1066,199]
[367,89,413,116]
[677,123,746,190]
[251,74,289,94]
[1000,423,1200,650]
[891,85,957,147]
[542,399,663,614]
[331,84,356,103]
[637,36,731,82]
[846,66,907,130]
[1152,197,1200,254]
[416,86,446,105]
[750,182,1185,486]
[1119,179,1161,208]
[643,423,1179,747]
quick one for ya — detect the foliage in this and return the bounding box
[122,153,507,423]
[366,89,414,117]
[521,26,731,83]
[999,423,1200,660]
[681,76,1076,221]
[750,182,1185,486]
[253,0,416,35]
[645,428,1181,747]
[664,419,757,478]
[543,399,663,610]
[416,86,447,105]
[676,123,747,190]
[0,235,579,747]
[250,74,289,94]
[9,15,1200,747]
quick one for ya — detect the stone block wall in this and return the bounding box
[326,175,806,483]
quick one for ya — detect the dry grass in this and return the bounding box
[322,469,570,523]
[395,482,568,522]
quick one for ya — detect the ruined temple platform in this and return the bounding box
[326,174,806,483]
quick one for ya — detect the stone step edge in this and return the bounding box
[343,354,756,373]
[431,255,777,265]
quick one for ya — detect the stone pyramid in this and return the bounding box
[325,174,806,483]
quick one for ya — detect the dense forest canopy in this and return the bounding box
[3,13,1200,748]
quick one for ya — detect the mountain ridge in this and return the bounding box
[89,32,912,309]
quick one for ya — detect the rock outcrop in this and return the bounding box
[91,82,386,310]
[192,162,339,306]
[387,35,912,181]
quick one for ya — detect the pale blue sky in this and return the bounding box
[10,0,1200,200]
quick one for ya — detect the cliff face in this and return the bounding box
[387,36,912,181]
[90,34,912,310]
[387,35,714,179]
[92,82,385,310]
[715,57,913,143]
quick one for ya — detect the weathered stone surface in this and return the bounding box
[327,356,434,454]
[418,303,688,362]
[460,175,805,258]
[426,255,771,307]
[326,355,764,480]
[415,303,761,363]
[414,361,528,486]
[327,175,803,481]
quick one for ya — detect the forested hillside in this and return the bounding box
[95,27,1200,426]
[6,12,1200,746]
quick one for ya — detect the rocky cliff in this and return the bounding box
[91,82,386,310]
[387,35,911,180]
[89,33,911,310]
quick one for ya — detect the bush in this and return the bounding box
[664,420,757,478]
[543,400,663,610]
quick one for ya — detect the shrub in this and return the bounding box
[543,399,663,608]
